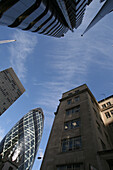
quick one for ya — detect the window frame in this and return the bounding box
[105,112,111,118]
[61,136,82,152]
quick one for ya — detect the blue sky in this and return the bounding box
[0,0,113,169]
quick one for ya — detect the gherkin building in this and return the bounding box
[0,108,44,170]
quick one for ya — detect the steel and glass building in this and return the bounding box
[0,0,92,38]
[0,108,44,170]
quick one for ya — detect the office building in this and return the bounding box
[83,0,113,35]
[99,95,113,151]
[0,108,44,170]
[40,84,113,170]
[0,0,93,38]
[0,67,25,116]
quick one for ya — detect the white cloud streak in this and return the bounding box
[0,126,5,141]
[9,30,37,81]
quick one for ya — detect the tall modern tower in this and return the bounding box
[0,108,44,170]
[0,67,25,116]
[0,0,93,38]
[40,84,113,170]
[83,0,113,35]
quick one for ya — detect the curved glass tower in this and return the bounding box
[0,108,44,170]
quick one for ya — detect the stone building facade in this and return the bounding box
[0,67,25,116]
[40,84,113,170]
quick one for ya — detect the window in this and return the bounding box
[66,105,80,115]
[3,107,6,111]
[75,90,79,94]
[12,83,15,89]
[68,93,72,96]
[102,104,106,109]
[57,163,81,170]
[75,96,79,102]
[107,102,111,106]
[61,136,81,152]
[64,119,80,130]
[105,112,111,118]
[110,110,113,115]
[67,99,72,105]
[0,86,6,96]
[7,97,10,102]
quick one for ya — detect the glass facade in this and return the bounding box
[0,108,44,170]
[0,0,93,38]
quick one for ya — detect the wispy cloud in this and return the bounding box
[9,30,37,82]
[0,126,5,141]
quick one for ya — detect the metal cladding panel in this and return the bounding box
[0,108,44,170]
[56,27,68,37]
[38,16,56,33]
[40,17,58,34]
[32,11,54,32]
[17,2,45,29]
[30,10,52,31]
[44,20,60,35]
[0,0,36,26]
[48,22,62,35]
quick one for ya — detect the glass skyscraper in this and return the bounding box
[0,108,44,170]
[0,0,93,38]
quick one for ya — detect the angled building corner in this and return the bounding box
[0,67,25,116]
[82,0,113,35]
[40,84,113,170]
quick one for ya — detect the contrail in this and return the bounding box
[0,40,16,44]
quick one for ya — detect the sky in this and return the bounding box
[0,0,113,169]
